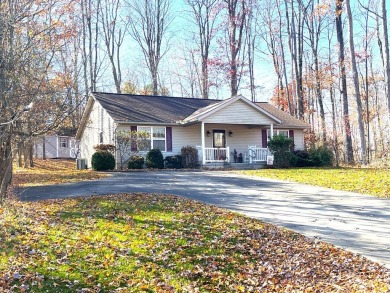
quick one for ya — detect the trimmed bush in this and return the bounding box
[165,155,183,169]
[181,145,199,168]
[145,149,164,169]
[292,150,314,167]
[268,134,295,168]
[91,151,115,171]
[309,146,334,167]
[128,155,144,169]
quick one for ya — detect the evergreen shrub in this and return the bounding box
[145,149,164,169]
[128,155,144,169]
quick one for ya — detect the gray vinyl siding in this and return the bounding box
[79,100,115,168]
[114,123,304,165]
[293,129,304,150]
[203,100,276,125]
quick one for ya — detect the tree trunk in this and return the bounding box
[42,136,46,159]
[346,0,366,164]
[0,127,13,201]
[335,0,354,164]
[382,0,390,119]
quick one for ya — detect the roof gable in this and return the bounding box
[183,95,281,124]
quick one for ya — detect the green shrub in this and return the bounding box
[181,145,199,168]
[292,150,314,167]
[91,151,115,171]
[273,151,298,168]
[309,146,334,167]
[165,155,183,169]
[128,155,144,169]
[268,134,295,168]
[268,134,294,153]
[145,149,164,169]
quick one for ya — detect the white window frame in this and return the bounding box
[137,126,167,152]
[267,129,290,141]
[60,137,68,148]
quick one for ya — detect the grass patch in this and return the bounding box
[13,159,108,187]
[1,194,389,292]
[241,168,390,198]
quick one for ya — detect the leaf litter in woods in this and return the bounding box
[13,159,108,187]
[0,193,389,292]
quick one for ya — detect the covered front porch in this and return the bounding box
[197,123,275,165]
[178,95,282,166]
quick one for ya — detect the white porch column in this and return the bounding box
[201,122,206,165]
[270,124,274,139]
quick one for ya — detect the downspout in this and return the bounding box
[114,123,118,169]
[56,136,59,158]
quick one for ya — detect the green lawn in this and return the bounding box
[1,194,389,292]
[241,168,390,198]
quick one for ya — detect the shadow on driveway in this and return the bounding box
[18,170,390,268]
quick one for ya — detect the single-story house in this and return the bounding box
[34,129,79,159]
[75,92,310,168]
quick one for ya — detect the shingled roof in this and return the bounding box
[93,92,219,123]
[256,103,310,128]
[83,92,309,128]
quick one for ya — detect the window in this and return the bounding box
[137,126,166,152]
[60,138,68,148]
[99,132,103,143]
[267,129,289,141]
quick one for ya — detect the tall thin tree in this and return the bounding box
[129,0,172,96]
[346,0,366,164]
[335,0,354,164]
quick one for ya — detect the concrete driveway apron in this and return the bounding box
[18,170,390,268]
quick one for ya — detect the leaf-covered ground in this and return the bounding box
[13,159,108,187]
[1,194,389,292]
[241,168,390,198]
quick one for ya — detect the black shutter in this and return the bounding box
[262,129,267,148]
[166,127,172,152]
[131,126,137,151]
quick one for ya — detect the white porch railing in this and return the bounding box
[248,145,269,163]
[204,147,230,163]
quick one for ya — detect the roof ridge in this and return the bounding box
[92,92,223,102]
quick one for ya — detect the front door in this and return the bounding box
[213,130,226,148]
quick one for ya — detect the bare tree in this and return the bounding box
[0,0,82,200]
[304,0,327,143]
[100,0,128,93]
[382,0,390,120]
[186,0,221,99]
[129,0,172,95]
[80,0,102,95]
[346,0,366,164]
[335,0,354,164]
[222,0,248,97]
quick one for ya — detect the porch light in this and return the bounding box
[228,131,233,137]
[206,130,211,137]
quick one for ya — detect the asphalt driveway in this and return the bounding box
[18,171,390,268]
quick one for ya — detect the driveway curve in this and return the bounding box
[18,171,390,268]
